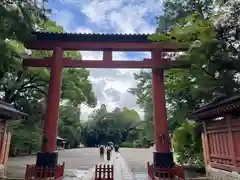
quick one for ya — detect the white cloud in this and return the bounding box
[108,5,155,33]
[82,0,162,33]
[61,0,163,33]
[79,51,143,120]
[82,0,122,25]
[75,27,93,34]
[80,51,102,60]
[50,9,74,32]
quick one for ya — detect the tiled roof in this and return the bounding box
[188,95,240,120]
[57,136,66,141]
[31,31,175,43]
[0,100,28,120]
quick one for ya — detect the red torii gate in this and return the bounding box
[23,32,188,172]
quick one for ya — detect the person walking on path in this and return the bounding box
[99,145,105,158]
[106,145,111,161]
[114,144,119,153]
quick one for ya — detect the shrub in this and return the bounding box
[119,142,134,148]
[172,121,204,167]
[133,140,143,148]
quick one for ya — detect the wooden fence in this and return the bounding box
[94,164,114,180]
[147,162,185,180]
[24,163,65,180]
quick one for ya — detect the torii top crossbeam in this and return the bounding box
[24,32,189,69]
[25,32,186,51]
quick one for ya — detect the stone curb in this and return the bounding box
[82,167,95,180]
[117,155,134,180]
[4,177,24,180]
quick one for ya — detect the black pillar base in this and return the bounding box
[153,152,174,177]
[36,151,58,168]
[36,152,58,177]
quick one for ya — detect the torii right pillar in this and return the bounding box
[151,50,174,169]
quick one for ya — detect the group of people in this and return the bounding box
[99,144,119,161]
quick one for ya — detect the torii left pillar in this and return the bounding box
[36,47,63,168]
[151,50,174,171]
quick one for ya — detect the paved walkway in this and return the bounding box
[77,152,134,180]
[110,153,134,180]
[7,148,151,180]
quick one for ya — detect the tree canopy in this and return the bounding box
[82,105,144,147]
[132,0,240,166]
[1,0,148,154]
[1,1,98,155]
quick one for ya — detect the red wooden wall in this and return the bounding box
[0,120,11,165]
[203,117,240,172]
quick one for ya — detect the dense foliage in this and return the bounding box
[82,105,149,148]
[172,121,203,166]
[1,1,97,155]
[0,0,149,156]
[132,0,240,166]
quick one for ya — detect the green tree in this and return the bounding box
[1,15,97,154]
[172,121,203,166]
[82,106,141,147]
[58,104,82,148]
[0,0,49,79]
[132,0,240,164]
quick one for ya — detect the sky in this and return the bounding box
[47,0,164,120]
